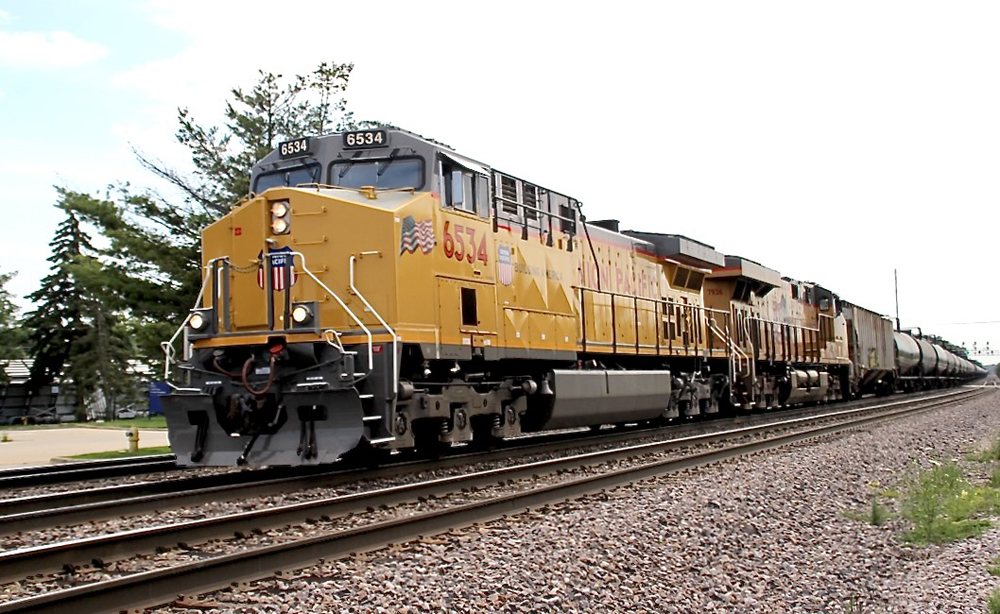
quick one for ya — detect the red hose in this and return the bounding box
[213,356,241,379]
[241,354,276,397]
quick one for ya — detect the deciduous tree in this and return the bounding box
[68,61,372,366]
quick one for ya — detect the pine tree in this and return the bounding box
[23,196,93,397]
[67,61,374,366]
[23,192,136,416]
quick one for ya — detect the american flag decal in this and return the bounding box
[498,244,513,285]
[400,216,436,255]
[257,247,298,291]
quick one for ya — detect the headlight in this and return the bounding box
[270,200,291,235]
[188,312,207,331]
[291,304,312,324]
[271,218,289,234]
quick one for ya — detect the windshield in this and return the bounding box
[329,157,424,190]
[254,164,321,193]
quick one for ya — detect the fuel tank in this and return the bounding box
[536,369,672,429]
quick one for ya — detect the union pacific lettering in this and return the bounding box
[578,262,659,299]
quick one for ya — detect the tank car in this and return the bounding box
[892,330,982,389]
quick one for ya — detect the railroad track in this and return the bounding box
[0,387,986,614]
[0,455,177,490]
[0,387,959,533]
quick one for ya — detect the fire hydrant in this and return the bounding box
[125,426,139,453]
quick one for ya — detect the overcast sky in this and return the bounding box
[1,0,997,364]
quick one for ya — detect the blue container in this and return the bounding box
[148,381,170,416]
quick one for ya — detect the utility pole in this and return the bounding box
[894,268,900,332]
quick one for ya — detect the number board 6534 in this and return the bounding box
[343,130,388,149]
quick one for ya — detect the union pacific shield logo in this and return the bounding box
[498,244,512,285]
[400,216,435,255]
[257,247,298,291]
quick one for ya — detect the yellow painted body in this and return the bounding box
[196,186,736,363]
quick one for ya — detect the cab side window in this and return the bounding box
[440,157,487,217]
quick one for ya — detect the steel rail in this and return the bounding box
[0,423,666,524]
[0,456,177,490]
[0,388,983,610]
[0,454,174,479]
[0,388,959,530]
[0,465,337,521]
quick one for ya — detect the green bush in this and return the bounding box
[988,588,1000,614]
[901,463,1000,544]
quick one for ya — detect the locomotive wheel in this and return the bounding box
[469,415,502,449]
[412,419,449,458]
[342,439,391,468]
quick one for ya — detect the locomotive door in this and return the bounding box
[436,277,498,357]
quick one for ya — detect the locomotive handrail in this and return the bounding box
[573,285,732,317]
[708,318,749,366]
[494,195,577,225]
[746,314,820,333]
[160,256,228,381]
[576,284,735,358]
[350,253,398,402]
[742,317,756,361]
[161,253,377,386]
[286,251,375,381]
[708,318,753,404]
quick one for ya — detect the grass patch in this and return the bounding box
[989,589,1000,614]
[67,446,172,460]
[842,496,892,526]
[74,417,168,430]
[901,463,1000,544]
[968,436,1000,462]
[869,497,890,526]
[0,416,167,430]
[987,556,1000,577]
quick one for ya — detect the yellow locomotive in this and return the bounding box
[161,128,980,466]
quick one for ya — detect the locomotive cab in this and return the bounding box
[161,129,536,465]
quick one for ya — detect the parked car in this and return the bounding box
[29,408,59,424]
[115,407,138,420]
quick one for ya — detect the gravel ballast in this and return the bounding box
[154,388,1000,613]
